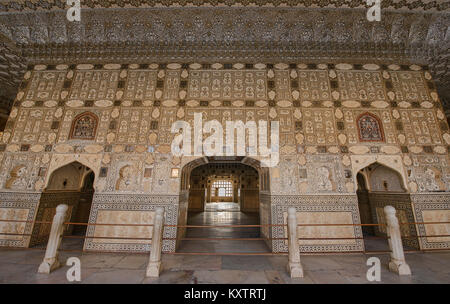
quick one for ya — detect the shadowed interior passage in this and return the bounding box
[178,202,270,253]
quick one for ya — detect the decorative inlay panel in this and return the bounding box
[84,193,179,252]
[188,70,266,100]
[303,109,336,144]
[124,70,158,101]
[400,110,442,145]
[69,70,119,101]
[297,70,331,101]
[337,71,386,101]
[270,194,363,253]
[389,71,430,102]
[411,193,450,250]
[0,192,41,248]
[25,71,66,101]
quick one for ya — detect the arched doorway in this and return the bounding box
[356,162,417,250]
[30,161,95,250]
[178,156,269,253]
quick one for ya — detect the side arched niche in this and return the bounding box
[350,154,408,193]
[30,161,96,248]
[354,159,419,249]
[44,154,102,191]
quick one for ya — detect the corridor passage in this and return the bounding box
[178,202,270,253]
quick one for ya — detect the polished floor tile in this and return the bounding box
[179,209,396,254]
[1,248,449,284]
[177,209,270,253]
[1,207,449,284]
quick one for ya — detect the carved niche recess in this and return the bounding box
[69,112,98,140]
[357,112,385,142]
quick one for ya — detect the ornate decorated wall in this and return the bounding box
[0,61,449,252]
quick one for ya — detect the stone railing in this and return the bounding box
[286,205,411,278]
[37,204,166,277]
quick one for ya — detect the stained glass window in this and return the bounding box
[70,112,98,140]
[357,113,384,142]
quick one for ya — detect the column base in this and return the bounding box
[146,261,162,277]
[389,260,412,276]
[287,262,304,278]
[38,258,61,274]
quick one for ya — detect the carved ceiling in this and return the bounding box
[0,36,26,115]
[0,0,448,11]
[0,4,449,116]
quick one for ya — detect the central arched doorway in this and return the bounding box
[178,156,270,253]
[30,161,95,250]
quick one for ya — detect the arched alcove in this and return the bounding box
[356,162,418,250]
[30,161,95,248]
[44,154,102,191]
[360,162,407,193]
[46,162,87,191]
[350,155,409,193]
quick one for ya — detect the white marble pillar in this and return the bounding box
[287,207,304,278]
[146,207,165,277]
[38,204,68,274]
[384,205,412,275]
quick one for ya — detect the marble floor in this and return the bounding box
[177,210,270,253]
[0,247,449,284]
[204,202,240,212]
[2,209,448,283]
